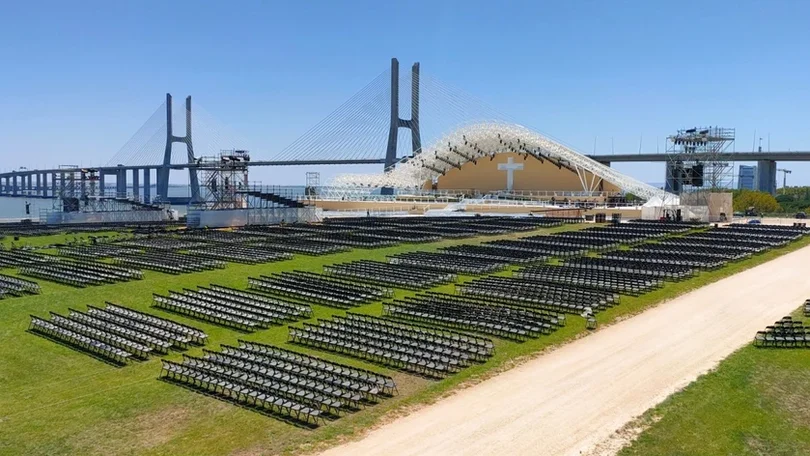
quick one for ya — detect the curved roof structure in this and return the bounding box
[330,122,672,201]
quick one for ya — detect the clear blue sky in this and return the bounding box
[1,0,810,186]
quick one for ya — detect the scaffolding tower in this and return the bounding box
[660,127,735,222]
[53,166,98,212]
[665,127,735,194]
[305,171,320,197]
[194,150,251,210]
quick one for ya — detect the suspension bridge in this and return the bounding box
[1,58,808,202]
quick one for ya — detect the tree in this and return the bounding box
[732,190,782,213]
[775,194,794,205]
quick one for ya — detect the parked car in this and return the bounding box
[747,219,761,224]
[795,212,807,219]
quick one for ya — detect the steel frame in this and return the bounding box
[327,122,672,201]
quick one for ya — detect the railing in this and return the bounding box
[458,198,642,209]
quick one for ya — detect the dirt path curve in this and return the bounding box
[320,245,810,456]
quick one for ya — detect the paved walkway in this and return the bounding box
[320,244,810,456]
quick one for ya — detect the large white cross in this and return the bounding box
[497,157,524,191]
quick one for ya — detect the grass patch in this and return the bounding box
[0,226,808,455]
[620,307,810,456]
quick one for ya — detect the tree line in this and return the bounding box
[732,188,810,214]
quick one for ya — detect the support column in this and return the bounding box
[88,172,96,197]
[117,167,128,198]
[26,174,32,194]
[80,171,87,197]
[143,168,151,204]
[132,168,140,201]
[35,173,41,196]
[756,160,777,195]
[382,58,422,196]
[12,175,18,195]
[99,172,106,196]
[51,172,57,197]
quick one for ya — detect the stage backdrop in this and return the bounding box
[425,152,619,193]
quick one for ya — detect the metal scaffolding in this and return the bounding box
[665,127,735,193]
[194,150,251,210]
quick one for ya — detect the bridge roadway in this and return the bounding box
[2,150,809,200]
[3,150,810,178]
[590,150,810,163]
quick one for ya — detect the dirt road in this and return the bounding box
[320,244,810,456]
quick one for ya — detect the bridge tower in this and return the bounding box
[157,93,201,202]
[382,58,422,195]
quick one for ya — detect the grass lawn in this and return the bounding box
[620,307,810,456]
[1,225,809,456]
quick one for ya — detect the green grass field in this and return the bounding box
[1,226,809,456]
[620,307,810,456]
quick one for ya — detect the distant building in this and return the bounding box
[738,165,757,190]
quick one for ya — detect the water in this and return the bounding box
[0,185,310,221]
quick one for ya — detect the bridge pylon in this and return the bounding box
[157,93,201,202]
[382,58,421,195]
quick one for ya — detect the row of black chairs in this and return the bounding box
[159,342,397,426]
[600,250,726,270]
[176,229,266,244]
[754,316,810,348]
[0,249,58,268]
[360,228,443,243]
[302,233,401,249]
[238,225,328,239]
[57,244,143,260]
[185,245,292,265]
[726,223,808,240]
[514,265,663,295]
[99,302,208,344]
[19,261,142,287]
[249,271,391,308]
[438,244,549,264]
[561,257,695,280]
[252,239,351,256]
[383,292,565,340]
[153,285,312,332]
[118,237,209,251]
[388,251,509,275]
[160,359,326,425]
[457,276,618,314]
[29,303,206,364]
[0,273,40,298]
[232,340,397,398]
[30,316,134,364]
[485,238,588,258]
[632,242,751,261]
[113,252,225,274]
[289,313,494,378]
[323,260,456,290]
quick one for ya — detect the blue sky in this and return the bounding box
[1,0,810,186]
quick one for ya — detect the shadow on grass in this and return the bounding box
[27,329,129,368]
[157,377,323,429]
